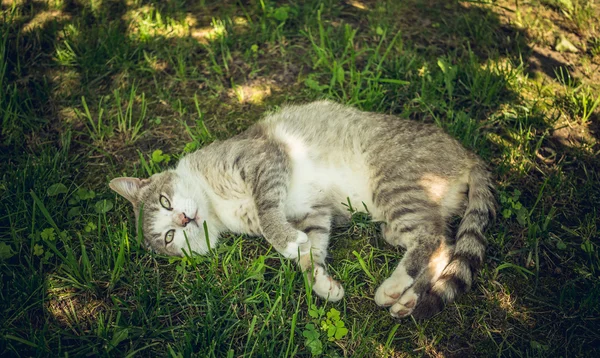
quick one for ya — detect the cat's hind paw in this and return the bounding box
[375,285,401,307]
[312,265,345,302]
[280,231,310,259]
[389,288,418,318]
[374,271,414,307]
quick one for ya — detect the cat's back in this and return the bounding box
[262,100,370,138]
[259,101,376,158]
[260,101,457,157]
[261,101,478,176]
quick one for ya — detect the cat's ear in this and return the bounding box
[109,177,146,206]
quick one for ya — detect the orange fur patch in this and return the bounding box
[419,173,449,203]
[428,241,451,280]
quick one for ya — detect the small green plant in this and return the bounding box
[320,308,349,341]
[302,305,348,356]
[94,199,113,214]
[257,2,296,42]
[304,75,329,93]
[138,149,172,176]
[47,183,68,196]
[67,187,96,219]
[302,323,323,356]
[55,40,77,67]
[500,189,529,226]
[75,86,150,144]
[0,242,15,260]
[151,149,171,164]
[27,225,69,265]
[31,227,58,262]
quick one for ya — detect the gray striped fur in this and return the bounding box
[110,101,495,318]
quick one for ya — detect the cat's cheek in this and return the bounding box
[172,230,189,254]
[174,226,209,256]
[171,246,185,257]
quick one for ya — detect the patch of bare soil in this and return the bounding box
[493,0,600,85]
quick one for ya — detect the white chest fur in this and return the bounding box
[210,196,261,236]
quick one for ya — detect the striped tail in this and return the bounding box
[413,163,496,318]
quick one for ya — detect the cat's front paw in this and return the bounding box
[312,265,345,302]
[280,231,310,259]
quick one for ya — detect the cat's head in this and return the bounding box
[109,171,214,256]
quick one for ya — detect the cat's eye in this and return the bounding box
[159,195,172,210]
[165,229,175,244]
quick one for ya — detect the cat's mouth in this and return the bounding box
[187,218,198,227]
[183,210,198,227]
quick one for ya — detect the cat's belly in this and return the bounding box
[284,160,323,219]
[276,126,379,221]
[285,156,381,221]
[328,166,382,221]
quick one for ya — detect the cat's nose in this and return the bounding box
[179,213,191,227]
[181,213,192,226]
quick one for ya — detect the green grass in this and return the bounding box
[1,0,599,356]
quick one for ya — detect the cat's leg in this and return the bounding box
[373,183,451,317]
[250,146,310,259]
[394,243,454,319]
[375,232,452,318]
[374,226,441,304]
[292,207,344,302]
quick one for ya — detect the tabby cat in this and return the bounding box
[110,101,495,319]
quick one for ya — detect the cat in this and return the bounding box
[109,100,496,319]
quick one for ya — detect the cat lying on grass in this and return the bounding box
[110,101,496,319]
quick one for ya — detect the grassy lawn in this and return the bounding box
[1,0,599,356]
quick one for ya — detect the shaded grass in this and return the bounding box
[1,0,599,356]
